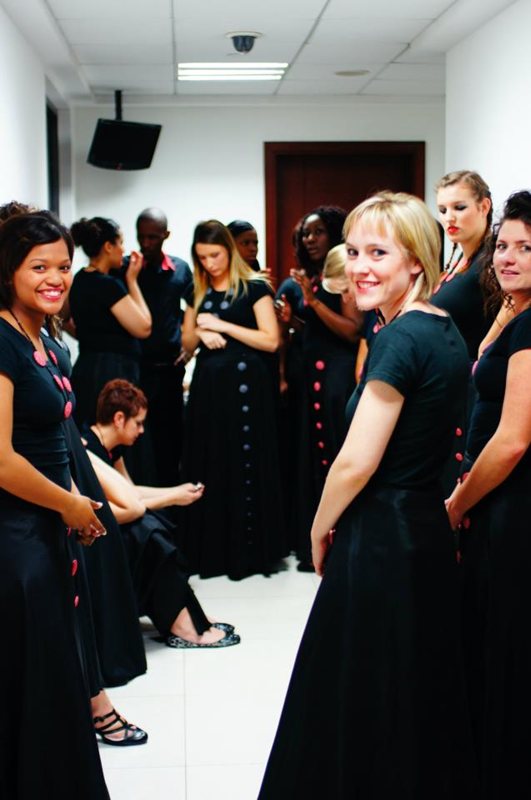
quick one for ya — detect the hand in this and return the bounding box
[311,527,335,577]
[197,330,227,350]
[62,494,106,536]
[275,294,292,324]
[174,347,193,366]
[171,482,205,506]
[196,313,226,333]
[445,485,464,530]
[279,377,289,394]
[290,268,315,305]
[126,250,143,281]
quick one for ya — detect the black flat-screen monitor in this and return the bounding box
[87,119,162,170]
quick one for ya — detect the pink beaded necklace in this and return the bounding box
[9,309,73,419]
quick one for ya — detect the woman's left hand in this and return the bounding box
[197,313,226,333]
[445,485,464,530]
[311,528,334,577]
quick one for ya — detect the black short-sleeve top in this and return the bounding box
[185,278,273,357]
[431,248,493,360]
[347,311,469,489]
[466,307,531,475]
[69,269,140,357]
[0,319,71,489]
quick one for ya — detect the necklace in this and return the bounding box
[9,309,73,419]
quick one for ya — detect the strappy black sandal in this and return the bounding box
[93,708,148,747]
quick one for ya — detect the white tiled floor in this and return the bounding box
[100,557,320,800]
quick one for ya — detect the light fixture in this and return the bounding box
[178,63,288,82]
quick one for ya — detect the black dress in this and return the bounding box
[277,276,357,563]
[431,247,494,492]
[259,312,478,800]
[182,280,286,580]
[69,268,141,426]
[0,320,109,799]
[84,430,210,637]
[460,308,531,800]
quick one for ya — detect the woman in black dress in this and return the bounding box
[433,170,494,358]
[259,192,478,800]
[85,378,240,647]
[276,206,362,569]
[68,216,152,427]
[181,219,284,580]
[446,191,531,800]
[0,212,109,798]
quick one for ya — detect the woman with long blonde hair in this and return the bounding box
[181,220,285,579]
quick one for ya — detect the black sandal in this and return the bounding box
[93,708,148,747]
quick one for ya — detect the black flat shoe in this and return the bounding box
[94,709,148,747]
[165,631,241,649]
[212,622,235,634]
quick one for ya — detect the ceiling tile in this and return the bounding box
[323,0,454,18]
[378,63,445,80]
[74,44,173,65]
[362,79,445,95]
[58,19,172,45]
[395,49,446,64]
[313,18,432,43]
[49,0,171,18]
[172,0,325,20]
[83,65,174,83]
[285,62,385,80]
[297,40,407,64]
[277,78,369,95]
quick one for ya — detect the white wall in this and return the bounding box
[446,0,531,218]
[0,4,47,206]
[72,99,445,264]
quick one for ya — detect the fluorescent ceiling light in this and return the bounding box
[178,62,288,82]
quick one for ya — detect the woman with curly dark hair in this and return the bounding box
[446,190,531,799]
[276,206,362,570]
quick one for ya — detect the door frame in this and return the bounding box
[264,141,425,273]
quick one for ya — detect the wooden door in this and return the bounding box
[265,141,425,282]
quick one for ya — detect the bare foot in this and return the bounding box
[170,607,225,644]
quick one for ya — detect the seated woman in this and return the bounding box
[84,379,240,649]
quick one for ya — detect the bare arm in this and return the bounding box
[110,252,152,339]
[446,348,531,528]
[86,449,146,523]
[311,380,405,574]
[197,294,280,353]
[0,374,105,532]
[308,294,363,344]
[293,271,362,344]
[105,454,204,509]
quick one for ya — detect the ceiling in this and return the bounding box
[1,0,514,103]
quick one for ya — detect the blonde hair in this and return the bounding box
[322,244,347,293]
[191,219,269,312]
[343,191,441,302]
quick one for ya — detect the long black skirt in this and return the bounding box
[259,486,478,800]
[183,347,286,580]
[461,464,531,800]
[0,493,109,799]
